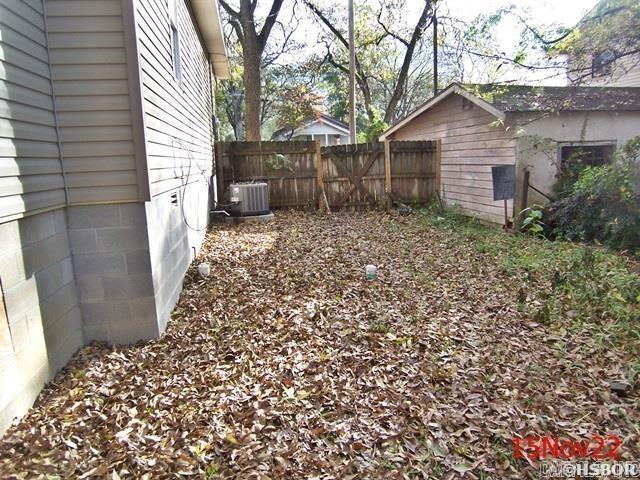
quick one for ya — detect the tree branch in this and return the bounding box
[384,0,434,123]
[258,0,285,53]
[219,0,239,18]
[376,8,409,47]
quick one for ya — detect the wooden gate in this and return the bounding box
[217,140,439,210]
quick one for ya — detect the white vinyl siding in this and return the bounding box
[45,0,139,204]
[136,0,214,197]
[0,0,66,222]
[389,94,517,224]
[569,52,640,87]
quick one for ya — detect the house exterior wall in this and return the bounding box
[0,0,66,222]
[277,121,349,145]
[67,203,159,344]
[136,0,214,197]
[145,178,209,331]
[568,53,640,87]
[292,133,346,146]
[513,110,640,207]
[0,0,82,435]
[0,0,222,435]
[135,0,214,329]
[387,93,517,224]
[0,209,83,434]
[45,0,143,204]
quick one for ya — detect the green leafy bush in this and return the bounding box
[551,154,589,198]
[520,205,545,236]
[545,137,640,254]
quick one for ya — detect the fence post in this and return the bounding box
[435,139,442,201]
[315,140,324,210]
[384,140,392,209]
[515,168,530,230]
[215,141,225,204]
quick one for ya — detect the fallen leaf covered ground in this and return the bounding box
[0,211,638,479]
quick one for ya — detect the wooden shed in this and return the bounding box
[380,83,640,224]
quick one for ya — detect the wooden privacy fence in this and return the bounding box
[216,140,440,210]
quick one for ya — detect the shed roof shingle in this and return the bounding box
[464,83,640,112]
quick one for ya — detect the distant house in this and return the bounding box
[569,50,640,87]
[0,0,229,433]
[380,83,640,224]
[272,114,350,145]
[564,0,640,87]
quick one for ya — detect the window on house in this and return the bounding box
[559,143,615,170]
[462,97,474,111]
[171,25,181,81]
[592,51,615,77]
[169,0,181,81]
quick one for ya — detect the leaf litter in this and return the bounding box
[0,211,637,479]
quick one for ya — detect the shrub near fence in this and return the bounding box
[216,140,440,210]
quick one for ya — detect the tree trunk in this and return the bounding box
[220,0,284,141]
[243,45,261,141]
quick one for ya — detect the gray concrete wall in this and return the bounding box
[68,189,210,343]
[0,208,83,434]
[146,179,209,331]
[0,189,211,435]
[67,203,159,344]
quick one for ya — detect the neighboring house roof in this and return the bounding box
[380,82,640,140]
[190,0,230,78]
[273,114,350,139]
[315,114,350,132]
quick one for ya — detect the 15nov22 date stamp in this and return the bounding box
[513,434,623,461]
[513,434,639,478]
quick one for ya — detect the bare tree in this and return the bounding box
[305,0,434,125]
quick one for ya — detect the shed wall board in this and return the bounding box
[388,93,517,224]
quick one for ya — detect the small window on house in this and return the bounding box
[559,144,615,170]
[169,0,181,81]
[171,26,181,81]
[462,97,474,111]
[592,51,615,77]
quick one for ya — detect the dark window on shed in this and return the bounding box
[592,51,615,77]
[462,97,474,111]
[559,144,615,170]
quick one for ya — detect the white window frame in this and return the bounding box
[169,0,181,82]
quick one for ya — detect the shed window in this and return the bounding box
[592,51,615,77]
[462,97,474,111]
[559,144,615,170]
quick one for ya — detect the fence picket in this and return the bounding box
[217,140,436,210]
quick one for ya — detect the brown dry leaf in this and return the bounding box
[0,211,637,479]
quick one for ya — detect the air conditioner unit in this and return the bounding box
[229,182,270,216]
